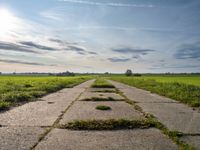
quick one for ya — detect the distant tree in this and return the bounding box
[125,69,132,76]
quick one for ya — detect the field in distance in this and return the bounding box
[132,75,200,86]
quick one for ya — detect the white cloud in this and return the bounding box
[58,0,154,8]
[40,11,63,20]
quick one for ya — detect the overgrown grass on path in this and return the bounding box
[0,76,91,111]
[109,76,200,107]
[91,78,115,88]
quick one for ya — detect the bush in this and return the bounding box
[125,69,132,76]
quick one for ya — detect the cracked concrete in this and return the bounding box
[0,79,183,150]
[109,80,200,149]
[0,80,94,150]
[60,101,144,124]
[35,128,178,150]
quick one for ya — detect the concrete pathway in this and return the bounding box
[109,80,200,150]
[0,80,94,150]
[0,79,181,150]
[35,128,177,150]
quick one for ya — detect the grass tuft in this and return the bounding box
[82,97,119,101]
[59,119,154,130]
[91,79,115,88]
[0,101,10,110]
[96,105,111,110]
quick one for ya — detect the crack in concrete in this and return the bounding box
[30,81,93,150]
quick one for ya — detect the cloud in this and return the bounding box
[64,45,88,55]
[40,11,63,21]
[150,64,200,69]
[19,41,57,51]
[88,51,97,55]
[66,45,85,52]
[58,0,154,8]
[49,38,78,45]
[174,42,200,60]
[0,59,48,66]
[112,47,155,55]
[49,38,64,44]
[0,41,39,54]
[108,57,130,62]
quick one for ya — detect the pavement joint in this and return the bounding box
[30,81,93,150]
[109,80,196,150]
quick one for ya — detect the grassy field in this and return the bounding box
[0,76,91,111]
[108,75,200,107]
[132,75,200,86]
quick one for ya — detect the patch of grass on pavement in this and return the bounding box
[96,105,111,110]
[147,117,196,150]
[82,97,119,101]
[92,78,115,88]
[92,90,116,93]
[59,119,154,130]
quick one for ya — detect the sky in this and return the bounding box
[0,0,200,73]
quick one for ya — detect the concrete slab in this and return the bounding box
[75,79,95,88]
[60,101,144,124]
[109,80,177,103]
[88,88,116,93]
[109,80,200,134]
[79,92,124,101]
[0,126,44,150]
[58,79,95,93]
[0,80,94,126]
[35,128,178,150]
[180,136,200,150]
[138,102,200,134]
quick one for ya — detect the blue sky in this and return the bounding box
[0,0,199,73]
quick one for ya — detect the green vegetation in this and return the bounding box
[95,105,111,110]
[147,116,196,150]
[0,76,91,110]
[82,97,118,101]
[132,75,200,86]
[109,76,200,107]
[59,119,154,130]
[91,78,115,88]
[92,89,116,93]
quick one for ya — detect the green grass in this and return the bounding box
[96,105,111,110]
[82,97,118,101]
[134,75,200,86]
[0,76,91,111]
[109,76,200,107]
[59,119,154,130]
[147,116,196,150]
[91,78,115,88]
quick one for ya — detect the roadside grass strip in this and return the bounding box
[0,76,91,111]
[110,77,200,107]
[91,79,115,88]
